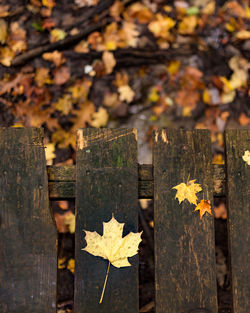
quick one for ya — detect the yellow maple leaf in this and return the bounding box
[194,199,212,219]
[172,179,202,205]
[83,215,142,302]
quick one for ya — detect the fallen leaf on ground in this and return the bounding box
[118,85,135,103]
[75,0,99,7]
[42,50,66,67]
[172,179,202,205]
[90,107,109,127]
[238,113,250,126]
[148,14,175,39]
[50,28,67,42]
[67,258,75,273]
[194,199,212,219]
[102,51,116,74]
[0,19,7,44]
[53,66,70,85]
[83,215,142,302]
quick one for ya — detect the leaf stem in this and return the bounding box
[99,261,111,304]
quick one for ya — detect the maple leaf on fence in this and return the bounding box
[194,199,212,219]
[172,179,202,205]
[83,215,142,303]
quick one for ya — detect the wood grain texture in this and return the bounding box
[47,164,226,199]
[74,128,139,313]
[225,129,250,313]
[0,128,57,313]
[153,129,218,313]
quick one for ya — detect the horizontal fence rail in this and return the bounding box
[0,127,249,313]
[47,163,226,199]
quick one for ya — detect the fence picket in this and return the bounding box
[225,129,250,313]
[0,128,57,313]
[153,129,218,313]
[74,128,139,313]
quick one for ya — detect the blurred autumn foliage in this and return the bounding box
[0,0,249,166]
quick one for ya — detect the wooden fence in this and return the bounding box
[0,128,249,313]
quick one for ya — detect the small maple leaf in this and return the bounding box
[172,179,202,205]
[194,199,212,219]
[118,85,135,103]
[82,215,142,302]
[242,150,250,165]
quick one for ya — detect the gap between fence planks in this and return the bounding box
[47,163,226,199]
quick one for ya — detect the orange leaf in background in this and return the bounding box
[74,40,89,53]
[114,71,129,87]
[42,50,66,67]
[214,202,227,219]
[103,92,119,108]
[148,14,175,39]
[53,66,70,85]
[35,67,52,87]
[0,5,9,17]
[225,1,246,18]
[110,0,124,21]
[238,113,250,126]
[178,15,198,35]
[124,3,153,23]
[175,89,200,110]
[42,0,56,9]
[194,199,212,219]
[0,19,7,44]
[0,47,15,66]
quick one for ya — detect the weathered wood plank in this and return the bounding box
[0,128,57,313]
[47,165,75,181]
[74,128,139,313]
[225,129,250,313]
[47,164,226,199]
[153,129,218,313]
